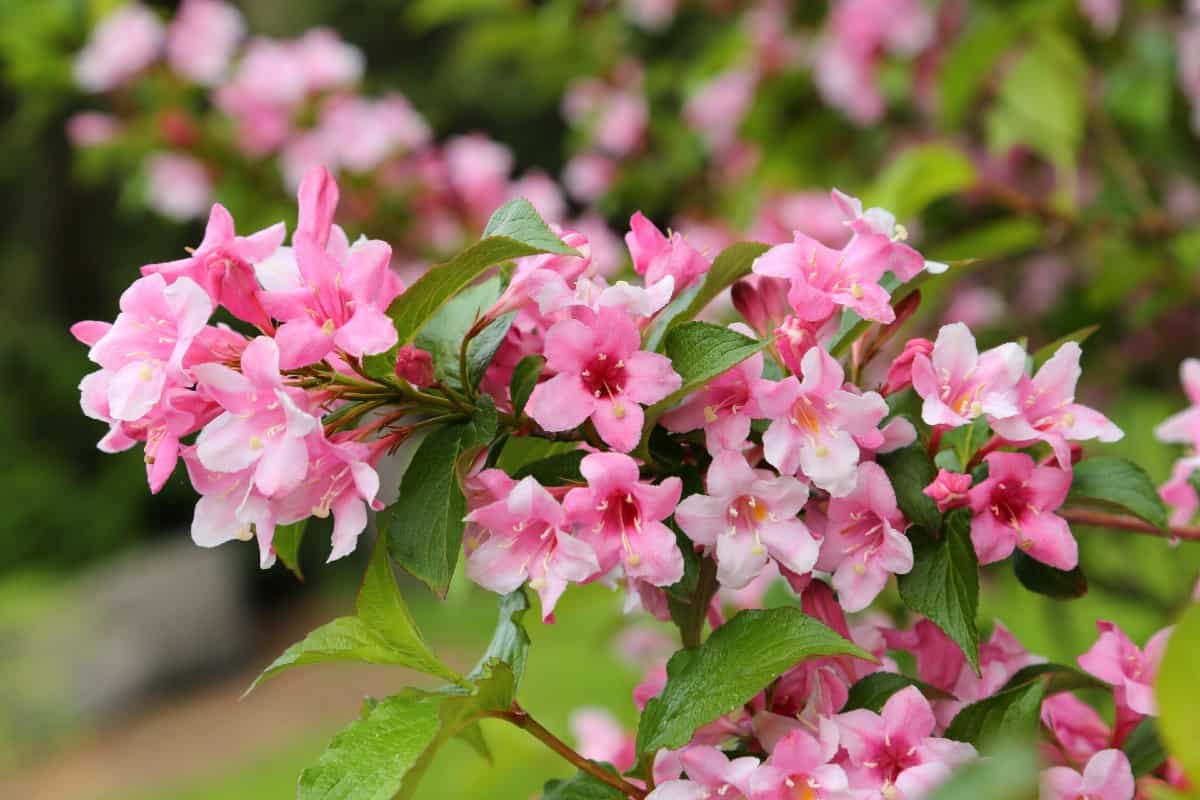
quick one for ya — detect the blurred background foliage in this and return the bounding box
[1,0,1199,797]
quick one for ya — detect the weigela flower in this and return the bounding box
[923,469,973,512]
[569,709,636,773]
[466,476,600,621]
[563,452,683,586]
[647,746,760,800]
[1078,621,1171,719]
[165,0,244,85]
[731,274,792,339]
[1155,358,1200,450]
[1041,693,1112,767]
[1039,749,1134,800]
[883,337,932,396]
[184,447,277,567]
[990,342,1123,467]
[967,452,1076,570]
[748,727,848,800]
[759,346,889,497]
[911,322,1025,428]
[817,461,913,612]
[625,212,711,293]
[675,451,817,589]
[1160,456,1200,525]
[145,153,213,222]
[831,188,926,281]
[74,3,164,92]
[527,305,681,452]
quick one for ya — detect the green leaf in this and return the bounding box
[469,589,531,692]
[252,618,425,691]
[928,218,1044,263]
[511,449,585,485]
[636,607,872,755]
[384,402,499,596]
[541,770,625,800]
[1012,551,1088,599]
[999,663,1107,696]
[466,312,515,389]
[842,672,951,713]
[1030,325,1099,371]
[1067,456,1168,532]
[1123,718,1167,777]
[876,444,942,535]
[898,512,980,673]
[943,681,1045,752]
[667,242,770,332]
[927,739,1038,800]
[1157,602,1200,783]
[299,690,443,800]
[273,520,306,580]
[864,143,977,220]
[1103,28,1173,132]
[937,12,1022,128]
[414,277,502,390]
[509,354,544,418]
[482,197,579,255]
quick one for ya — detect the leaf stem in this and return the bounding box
[493,705,647,798]
[1059,508,1200,542]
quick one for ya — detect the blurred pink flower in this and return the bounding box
[66,112,121,147]
[146,153,214,222]
[166,0,244,84]
[74,4,164,92]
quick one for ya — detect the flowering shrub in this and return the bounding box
[71,155,1200,799]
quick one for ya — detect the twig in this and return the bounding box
[1059,508,1200,542]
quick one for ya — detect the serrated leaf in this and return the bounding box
[943,681,1044,752]
[1156,602,1200,783]
[1123,718,1167,777]
[299,691,443,800]
[509,354,544,417]
[273,519,306,580]
[636,607,872,755]
[385,402,499,596]
[842,672,951,713]
[511,449,585,484]
[898,512,980,673]
[466,312,515,389]
[1066,457,1168,532]
[1012,551,1088,599]
[668,242,770,332]
[541,769,625,799]
[877,444,942,534]
[482,197,579,255]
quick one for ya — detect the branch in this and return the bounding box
[1059,508,1200,542]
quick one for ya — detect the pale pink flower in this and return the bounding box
[923,469,972,512]
[570,709,636,773]
[661,335,774,452]
[145,153,213,222]
[748,727,848,800]
[750,192,851,248]
[1079,0,1122,36]
[1160,456,1200,526]
[563,452,683,586]
[1078,621,1172,719]
[526,306,680,452]
[626,212,712,293]
[758,346,889,497]
[683,69,759,154]
[646,747,760,800]
[967,452,1076,570]
[293,27,364,91]
[316,94,431,175]
[594,90,648,157]
[943,285,1006,330]
[945,622,1041,726]
[508,170,567,224]
[74,3,164,92]
[990,342,1122,467]
[911,322,1025,428]
[66,112,121,147]
[563,153,617,203]
[184,449,277,567]
[836,687,976,799]
[444,133,513,223]
[675,452,816,589]
[831,188,926,281]
[1039,749,1134,800]
[1154,358,1200,450]
[466,476,600,621]
[621,0,677,31]
[165,0,244,84]
[572,214,625,276]
[773,316,841,376]
[817,461,912,612]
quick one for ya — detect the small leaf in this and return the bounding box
[541,769,625,800]
[414,277,502,390]
[865,143,977,221]
[898,512,981,673]
[842,672,951,713]
[636,607,871,755]
[876,444,942,534]
[1156,602,1200,784]
[944,681,1045,752]
[482,197,579,255]
[1012,551,1088,599]
[469,589,531,693]
[273,520,306,580]
[509,354,544,417]
[1000,663,1107,696]
[511,449,585,485]
[669,242,771,332]
[299,690,443,800]
[1030,325,1099,370]
[1067,457,1168,532]
[1123,718,1167,777]
[466,312,515,389]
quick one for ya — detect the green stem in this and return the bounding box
[680,556,719,649]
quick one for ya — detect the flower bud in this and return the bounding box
[732,274,790,338]
[394,346,435,387]
[883,337,933,396]
[923,469,973,512]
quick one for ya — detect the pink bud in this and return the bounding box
[883,337,933,396]
[394,346,435,387]
[732,274,790,338]
[923,469,973,512]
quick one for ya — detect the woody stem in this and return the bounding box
[1059,508,1200,542]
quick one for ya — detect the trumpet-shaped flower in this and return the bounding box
[911,322,1025,428]
[1155,358,1200,450]
[625,211,711,292]
[831,188,926,281]
[1039,749,1134,800]
[748,727,848,800]
[184,449,277,568]
[967,452,1076,570]
[675,451,816,589]
[1078,621,1171,718]
[646,747,760,800]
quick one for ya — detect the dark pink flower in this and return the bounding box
[967,452,1076,570]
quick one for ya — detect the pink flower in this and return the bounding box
[526,306,680,452]
[621,0,678,31]
[923,469,972,512]
[563,153,617,203]
[773,316,841,376]
[1078,0,1122,36]
[66,112,121,147]
[74,4,164,92]
[261,167,401,368]
[1155,358,1200,450]
[166,0,244,84]
[142,202,285,333]
[625,212,712,293]
[683,69,759,154]
[675,452,816,589]
[990,342,1122,466]
[1039,749,1134,800]
[1041,693,1111,767]
[831,189,926,281]
[145,153,213,222]
[184,448,277,567]
[750,192,851,248]
[593,90,648,157]
[731,275,792,339]
[569,709,636,773]
[752,232,898,324]
[748,727,848,800]
[444,133,513,223]
[883,337,933,396]
[293,28,364,91]
[1078,621,1172,719]
[465,476,600,621]
[836,686,976,798]
[967,452,1076,570]
[817,461,913,612]
[1160,456,1200,526]
[647,747,760,800]
[758,346,889,497]
[508,170,567,224]
[661,335,774,452]
[193,336,320,498]
[563,452,683,586]
[911,323,1025,428]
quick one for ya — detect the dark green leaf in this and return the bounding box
[898,513,980,673]
[541,769,625,800]
[511,449,585,485]
[414,277,501,390]
[509,354,544,418]
[1013,551,1088,599]
[273,520,306,580]
[482,197,579,255]
[944,681,1045,752]
[842,672,951,713]
[1067,457,1168,532]
[1123,718,1167,777]
[668,242,770,332]
[877,444,942,535]
[1000,663,1107,696]
[636,607,872,755]
[466,312,515,389]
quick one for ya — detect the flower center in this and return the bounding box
[580,352,626,400]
